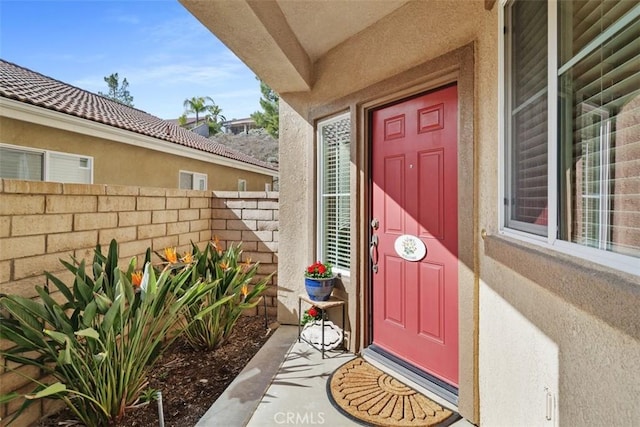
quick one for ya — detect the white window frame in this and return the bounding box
[501,0,551,238]
[578,103,611,251]
[238,179,247,191]
[498,0,640,276]
[317,112,351,277]
[0,143,93,184]
[45,151,94,183]
[179,170,207,191]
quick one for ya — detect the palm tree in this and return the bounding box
[183,96,216,127]
[205,104,226,134]
[204,103,225,124]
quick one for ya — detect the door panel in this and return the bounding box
[384,156,405,233]
[418,149,444,239]
[372,84,458,387]
[418,261,445,342]
[383,255,405,326]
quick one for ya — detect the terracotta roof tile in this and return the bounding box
[0,59,277,171]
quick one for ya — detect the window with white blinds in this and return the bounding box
[504,0,640,267]
[179,171,207,190]
[0,145,43,180]
[318,113,351,274]
[558,1,640,258]
[48,152,92,184]
[505,0,548,235]
[0,144,92,184]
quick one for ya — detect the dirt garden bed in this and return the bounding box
[34,315,276,427]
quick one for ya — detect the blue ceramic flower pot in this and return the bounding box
[304,276,335,301]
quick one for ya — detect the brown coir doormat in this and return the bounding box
[327,358,460,427]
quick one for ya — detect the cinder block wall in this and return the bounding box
[0,179,278,425]
[212,191,279,318]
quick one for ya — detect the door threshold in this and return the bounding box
[362,344,459,407]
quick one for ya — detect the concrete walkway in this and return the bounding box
[246,331,358,426]
[198,325,473,426]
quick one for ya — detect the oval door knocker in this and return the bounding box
[394,234,427,261]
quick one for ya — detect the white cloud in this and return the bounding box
[44,2,262,120]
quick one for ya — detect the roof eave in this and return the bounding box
[0,97,278,178]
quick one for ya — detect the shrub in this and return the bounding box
[0,240,221,426]
[179,239,271,350]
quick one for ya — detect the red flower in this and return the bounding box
[308,307,319,318]
[304,260,333,278]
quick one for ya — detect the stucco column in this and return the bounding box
[277,99,315,324]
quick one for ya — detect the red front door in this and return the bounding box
[371,84,458,386]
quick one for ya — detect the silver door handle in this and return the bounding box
[370,234,379,273]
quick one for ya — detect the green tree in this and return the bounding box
[98,73,134,106]
[204,103,226,135]
[183,96,214,126]
[183,96,226,135]
[251,79,279,139]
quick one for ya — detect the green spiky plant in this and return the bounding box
[0,240,227,426]
[179,239,272,350]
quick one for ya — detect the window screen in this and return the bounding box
[505,0,548,235]
[180,171,207,190]
[179,172,194,190]
[0,146,43,180]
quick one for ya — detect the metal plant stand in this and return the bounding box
[297,294,346,358]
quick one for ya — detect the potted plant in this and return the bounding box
[301,305,324,326]
[304,260,335,301]
[299,305,343,352]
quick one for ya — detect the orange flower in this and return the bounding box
[181,252,193,264]
[164,247,178,264]
[212,236,224,255]
[241,284,249,298]
[131,271,143,287]
[243,257,252,272]
[219,261,229,270]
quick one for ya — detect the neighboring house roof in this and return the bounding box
[166,116,200,127]
[222,117,255,126]
[0,59,277,171]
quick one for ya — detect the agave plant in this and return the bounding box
[0,240,225,426]
[180,239,272,350]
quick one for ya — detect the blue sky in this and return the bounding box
[0,0,261,120]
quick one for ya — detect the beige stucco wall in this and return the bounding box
[479,241,640,425]
[0,117,275,191]
[277,99,316,321]
[274,1,640,426]
[276,1,494,423]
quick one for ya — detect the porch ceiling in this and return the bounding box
[179,0,410,94]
